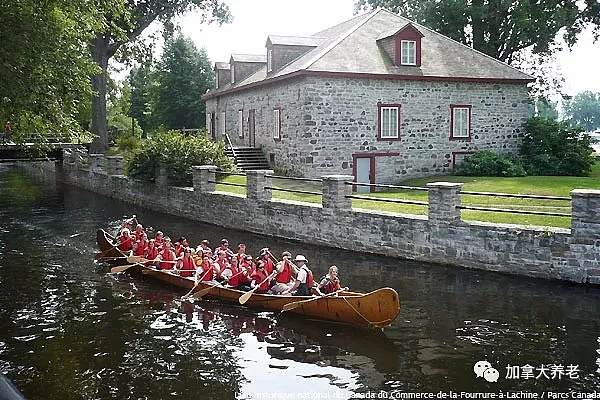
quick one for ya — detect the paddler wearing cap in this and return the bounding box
[282,254,314,296]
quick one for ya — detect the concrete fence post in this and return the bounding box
[88,154,105,174]
[246,170,274,201]
[570,189,600,245]
[156,165,168,187]
[322,175,353,211]
[105,156,124,176]
[192,165,217,193]
[427,182,463,223]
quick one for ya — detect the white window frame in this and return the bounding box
[267,49,273,72]
[206,113,212,136]
[451,106,471,139]
[380,106,399,139]
[273,108,281,139]
[400,40,416,65]
[220,111,226,135]
[238,110,244,138]
[230,64,235,83]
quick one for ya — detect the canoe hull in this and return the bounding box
[97,229,400,328]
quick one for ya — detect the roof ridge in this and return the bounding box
[303,9,381,71]
[385,10,534,79]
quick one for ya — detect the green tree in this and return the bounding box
[564,91,600,132]
[130,65,155,136]
[355,0,599,64]
[535,97,559,120]
[0,0,103,140]
[153,35,214,130]
[89,0,231,153]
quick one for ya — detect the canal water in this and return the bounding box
[0,164,599,399]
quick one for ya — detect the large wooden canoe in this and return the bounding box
[96,229,400,329]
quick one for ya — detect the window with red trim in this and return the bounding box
[450,105,472,140]
[377,103,401,141]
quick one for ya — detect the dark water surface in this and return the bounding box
[0,165,599,399]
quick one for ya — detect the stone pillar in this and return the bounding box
[88,154,104,173]
[571,189,600,244]
[246,170,274,201]
[322,175,353,211]
[427,182,463,223]
[192,165,217,193]
[156,165,168,187]
[106,156,124,176]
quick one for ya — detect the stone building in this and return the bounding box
[202,9,534,188]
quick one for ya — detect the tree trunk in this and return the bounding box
[90,35,110,153]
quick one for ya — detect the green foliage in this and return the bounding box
[534,97,559,120]
[0,0,103,138]
[564,91,600,132]
[124,129,232,186]
[455,151,526,177]
[153,35,214,130]
[522,117,596,176]
[273,166,304,178]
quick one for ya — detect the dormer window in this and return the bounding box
[267,49,273,72]
[400,40,416,65]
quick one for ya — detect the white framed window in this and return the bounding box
[220,111,226,135]
[215,73,219,89]
[230,64,235,83]
[206,113,212,136]
[401,40,416,65]
[238,110,244,138]
[273,108,281,139]
[450,105,471,139]
[267,49,273,72]
[378,105,400,140]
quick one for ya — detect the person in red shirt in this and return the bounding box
[271,251,296,294]
[154,231,164,249]
[250,262,271,294]
[133,232,148,257]
[196,240,212,258]
[145,239,160,267]
[235,243,247,263]
[196,253,215,282]
[238,254,255,288]
[214,239,234,261]
[133,223,145,241]
[158,239,176,270]
[317,265,348,295]
[118,228,133,254]
[214,250,230,281]
[258,248,274,275]
[221,256,242,288]
[178,248,196,277]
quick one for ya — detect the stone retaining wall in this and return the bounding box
[26,153,600,284]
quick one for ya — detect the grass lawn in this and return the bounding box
[215,161,600,229]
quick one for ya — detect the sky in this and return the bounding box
[175,0,600,97]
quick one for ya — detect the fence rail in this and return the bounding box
[265,186,322,196]
[345,181,428,191]
[461,190,570,201]
[346,194,428,206]
[457,205,571,217]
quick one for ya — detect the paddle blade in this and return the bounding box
[238,288,255,305]
[127,256,146,264]
[110,264,135,273]
[282,300,304,312]
[191,284,217,299]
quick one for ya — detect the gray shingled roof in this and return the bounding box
[266,35,326,47]
[230,53,267,63]
[206,9,533,97]
[214,62,230,70]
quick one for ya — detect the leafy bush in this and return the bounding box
[455,151,526,177]
[124,129,233,186]
[522,117,595,176]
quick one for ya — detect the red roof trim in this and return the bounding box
[202,70,534,100]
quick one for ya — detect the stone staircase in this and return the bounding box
[225,147,270,171]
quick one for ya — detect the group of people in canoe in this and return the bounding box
[114,216,346,297]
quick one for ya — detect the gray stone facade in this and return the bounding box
[25,156,600,285]
[206,75,529,182]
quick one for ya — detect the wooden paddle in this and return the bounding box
[126,256,176,265]
[238,271,276,305]
[95,242,122,259]
[110,262,145,273]
[191,269,248,299]
[181,266,213,299]
[281,288,347,312]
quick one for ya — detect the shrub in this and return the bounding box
[124,129,233,186]
[455,151,526,177]
[522,117,595,176]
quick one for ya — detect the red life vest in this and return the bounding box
[134,228,145,241]
[261,257,274,275]
[180,256,195,277]
[276,261,292,284]
[198,262,214,282]
[321,276,340,294]
[251,269,270,291]
[118,235,133,251]
[145,246,159,261]
[134,239,147,256]
[301,266,314,288]
[159,249,176,270]
[225,264,240,287]
[239,261,254,284]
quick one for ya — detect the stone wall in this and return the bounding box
[27,155,600,285]
[206,75,529,182]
